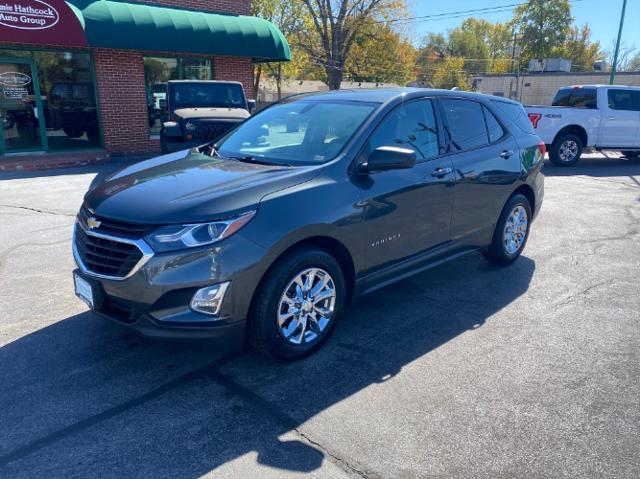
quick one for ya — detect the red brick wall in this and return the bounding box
[93,49,255,155]
[137,0,250,15]
[82,1,254,155]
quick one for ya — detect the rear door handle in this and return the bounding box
[500,150,514,159]
[431,167,452,178]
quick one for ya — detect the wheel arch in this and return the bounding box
[249,235,357,319]
[554,125,588,147]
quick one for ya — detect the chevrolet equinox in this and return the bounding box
[73,88,544,360]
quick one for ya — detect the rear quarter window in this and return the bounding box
[552,88,597,108]
[490,100,534,135]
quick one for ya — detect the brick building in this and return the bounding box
[0,0,289,169]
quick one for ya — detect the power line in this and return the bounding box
[377,0,585,25]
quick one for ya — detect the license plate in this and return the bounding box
[74,273,94,309]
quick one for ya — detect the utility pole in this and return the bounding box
[609,0,627,84]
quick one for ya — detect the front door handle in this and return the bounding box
[500,150,514,159]
[431,167,452,178]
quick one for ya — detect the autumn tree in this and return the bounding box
[251,0,306,98]
[300,0,405,89]
[344,20,415,84]
[430,57,469,90]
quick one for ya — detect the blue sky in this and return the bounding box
[408,0,640,52]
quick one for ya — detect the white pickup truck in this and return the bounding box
[525,85,640,166]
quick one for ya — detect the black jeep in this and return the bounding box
[160,80,255,154]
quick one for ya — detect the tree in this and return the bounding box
[300,0,404,89]
[512,0,572,64]
[628,53,640,72]
[430,57,469,90]
[251,0,306,98]
[605,40,637,72]
[553,24,602,71]
[344,20,416,84]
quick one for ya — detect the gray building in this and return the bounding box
[474,71,640,105]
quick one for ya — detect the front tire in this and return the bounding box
[549,133,583,166]
[483,194,532,265]
[248,248,345,361]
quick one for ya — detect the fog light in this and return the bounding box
[190,282,230,316]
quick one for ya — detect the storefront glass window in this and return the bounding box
[144,57,213,136]
[35,51,101,150]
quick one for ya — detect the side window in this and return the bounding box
[483,106,505,143]
[608,89,640,111]
[369,99,439,161]
[440,99,489,151]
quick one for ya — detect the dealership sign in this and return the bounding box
[0,71,31,86]
[0,1,59,30]
[0,0,87,46]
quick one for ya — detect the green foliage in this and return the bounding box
[512,0,573,64]
[552,24,601,71]
[430,57,469,90]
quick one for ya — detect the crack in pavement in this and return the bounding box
[0,205,76,217]
[555,281,609,308]
[0,351,370,478]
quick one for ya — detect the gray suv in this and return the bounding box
[73,88,544,360]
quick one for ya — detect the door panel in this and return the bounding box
[358,98,454,274]
[359,160,454,273]
[439,98,521,250]
[448,137,521,249]
[599,89,640,148]
[0,62,42,152]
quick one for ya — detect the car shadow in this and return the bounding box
[0,253,535,477]
[542,155,640,180]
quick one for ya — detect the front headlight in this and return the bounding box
[145,211,256,253]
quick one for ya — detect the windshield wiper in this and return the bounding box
[227,155,293,167]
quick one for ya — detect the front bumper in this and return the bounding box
[72,229,268,346]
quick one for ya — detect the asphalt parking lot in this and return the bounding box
[1,154,639,478]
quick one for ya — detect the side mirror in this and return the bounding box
[359,146,416,172]
[247,99,256,112]
[162,121,182,138]
[159,99,168,110]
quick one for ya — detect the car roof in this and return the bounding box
[168,80,243,86]
[285,87,520,105]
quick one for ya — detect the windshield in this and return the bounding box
[170,83,245,109]
[215,100,378,165]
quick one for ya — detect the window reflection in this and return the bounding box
[144,56,213,136]
[36,51,100,150]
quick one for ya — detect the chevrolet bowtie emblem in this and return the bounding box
[87,217,102,230]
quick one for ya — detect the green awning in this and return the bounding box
[65,1,290,62]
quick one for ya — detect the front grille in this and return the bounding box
[192,121,237,141]
[78,205,155,239]
[75,226,144,278]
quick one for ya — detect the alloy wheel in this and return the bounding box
[503,205,528,255]
[558,139,579,163]
[277,268,336,345]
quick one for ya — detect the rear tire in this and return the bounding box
[483,194,532,266]
[248,247,345,361]
[549,133,583,166]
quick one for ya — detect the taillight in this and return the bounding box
[528,113,542,128]
[538,141,546,156]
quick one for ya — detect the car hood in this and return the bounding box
[173,107,249,120]
[84,149,320,224]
